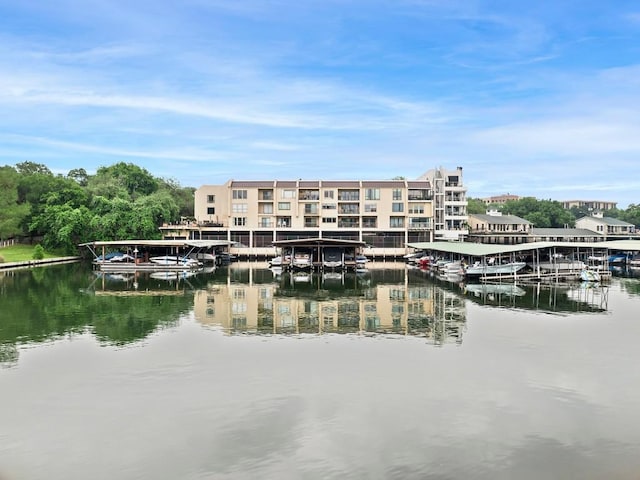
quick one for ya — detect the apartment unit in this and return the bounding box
[161,167,468,257]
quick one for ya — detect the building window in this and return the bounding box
[362,217,377,228]
[259,217,273,228]
[322,217,337,224]
[207,195,215,203]
[304,204,318,214]
[392,202,404,212]
[390,216,405,228]
[324,190,334,199]
[322,203,336,210]
[276,217,291,227]
[282,189,295,199]
[232,203,248,213]
[409,217,430,229]
[278,202,291,210]
[339,203,359,214]
[364,203,377,213]
[365,188,380,200]
[207,207,215,215]
[304,217,319,228]
[232,189,247,200]
[233,217,247,226]
[392,189,402,201]
[338,189,359,201]
[408,204,424,214]
[259,204,273,214]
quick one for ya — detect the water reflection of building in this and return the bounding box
[194,265,466,346]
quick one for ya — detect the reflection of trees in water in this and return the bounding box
[0,263,195,348]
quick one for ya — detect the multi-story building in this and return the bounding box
[481,193,520,205]
[561,200,618,211]
[418,166,468,241]
[161,167,468,257]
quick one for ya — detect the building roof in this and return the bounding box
[79,239,234,248]
[530,228,602,237]
[577,216,634,226]
[469,213,531,225]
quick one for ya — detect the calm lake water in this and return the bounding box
[1,261,640,480]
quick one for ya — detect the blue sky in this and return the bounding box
[1,0,639,207]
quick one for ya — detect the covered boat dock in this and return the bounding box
[407,239,640,282]
[81,239,235,271]
[271,237,367,271]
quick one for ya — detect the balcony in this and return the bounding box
[408,189,432,201]
[338,218,360,228]
[299,190,320,201]
[338,204,360,215]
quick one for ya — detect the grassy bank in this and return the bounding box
[0,244,66,263]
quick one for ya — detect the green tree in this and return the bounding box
[30,203,93,253]
[32,244,45,259]
[90,162,158,199]
[15,161,52,176]
[158,178,194,218]
[502,197,574,228]
[621,204,640,227]
[467,197,487,214]
[0,166,29,239]
[67,168,89,186]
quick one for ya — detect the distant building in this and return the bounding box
[529,228,604,242]
[467,211,531,244]
[576,213,635,239]
[481,194,520,205]
[561,200,617,211]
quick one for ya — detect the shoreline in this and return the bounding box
[0,256,82,271]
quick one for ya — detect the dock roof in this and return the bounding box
[272,237,366,247]
[407,240,640,257]
[79,239,234,248]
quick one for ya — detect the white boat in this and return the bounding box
[292,253,312,269]
[269,255,290,267]
[149,256,201,267]
[150,270,197,281]
[439,260,464,275]
[465,261,527,276]
[536,259,585,273]
[580,268,601,282]
[188,252,216,263]
[355,254,369,266]
[465,283,526,297]
[323,249,344,269]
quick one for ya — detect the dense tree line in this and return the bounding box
[468,196,640,228]
[0,161,194,254]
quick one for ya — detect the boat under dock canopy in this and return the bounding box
[406,239,640,282]
[80,239,235,270]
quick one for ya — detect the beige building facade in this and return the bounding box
[161,167,468,258]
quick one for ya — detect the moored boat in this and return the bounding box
[149,256,201,267]
[465,261,527,277]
